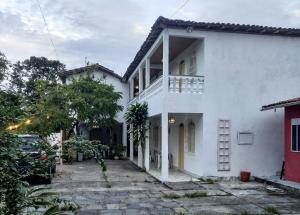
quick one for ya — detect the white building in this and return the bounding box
[61,64,129,156]
[64,16,300,182]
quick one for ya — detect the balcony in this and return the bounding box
[129,75,204,105]
[128,34,205,106]
[129,76,163,105]
[169,75,204,94]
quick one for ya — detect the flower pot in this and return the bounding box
[240,171,251,182]
[77,152,83,162]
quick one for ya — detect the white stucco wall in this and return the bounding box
[166,28,300,177]
[66,70,129,123]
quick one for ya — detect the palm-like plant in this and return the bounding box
[125,102,148,168]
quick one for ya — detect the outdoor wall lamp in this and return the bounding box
[168,116,176,124]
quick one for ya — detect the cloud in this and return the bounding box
[1,0,300,75]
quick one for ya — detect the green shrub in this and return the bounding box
[184,191,207,198]
[163,193,181,199]
[265,206,279,214]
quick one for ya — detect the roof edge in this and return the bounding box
[124,16,300,81]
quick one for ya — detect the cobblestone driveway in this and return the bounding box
[50,160,300,214]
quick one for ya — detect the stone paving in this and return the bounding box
[50,160,300,214]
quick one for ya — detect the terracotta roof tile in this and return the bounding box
[124,16,300,81]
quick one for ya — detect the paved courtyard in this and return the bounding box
[50,160,300,214]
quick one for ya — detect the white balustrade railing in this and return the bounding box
[169,75,204,94]
[128,75,203,104]
[128,76,163,104]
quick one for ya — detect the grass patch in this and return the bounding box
[265,206,280,214]
[198,177,216,184]
[163,193,181,199]
[240,212,260,215]
[184,191,207,198]
[163,191,207,199]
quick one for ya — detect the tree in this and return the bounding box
[0,90,25,132]
[10,56,65,102]
[0,52,78,214]
[0,52,8,81]
[125,102,148,168]
[26,76,123,139]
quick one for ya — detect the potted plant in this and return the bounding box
[112,144,126,160]
[240,171,251,182]
[76,142,84,162]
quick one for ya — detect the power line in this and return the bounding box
[170,0,191,18]
[36,0,58,58]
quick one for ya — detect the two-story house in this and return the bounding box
[123,16,300,182]
[64,16,300,182]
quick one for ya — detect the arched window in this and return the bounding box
[188,121,195,153]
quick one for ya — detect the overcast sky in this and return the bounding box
[1,0,300,75]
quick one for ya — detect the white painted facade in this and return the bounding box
[65,26,300,182]
[65,69,129,149]
[125,28,300,181]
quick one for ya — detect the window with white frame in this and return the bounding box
[291,118,300,152]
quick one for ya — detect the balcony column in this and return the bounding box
[161,112,169,181]
[162,30,169,94]
[144,120,150,171]
[129,124,133,161]
[129,79,134,100]
[161,30,169,181]
[122,122,127,158]
[138,145,143,168]
[145,57,150,88]
[139,67,143,94]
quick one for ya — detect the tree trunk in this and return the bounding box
[65,121,79,140]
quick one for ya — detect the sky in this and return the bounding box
[1,0,300,76]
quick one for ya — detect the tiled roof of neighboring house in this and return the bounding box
[261,97,300,111]
[60,63,123,80]
[123,16,300,81]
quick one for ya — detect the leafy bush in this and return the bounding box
[63,136,108,163]
[111,144,126,158]
[0,133,78,214]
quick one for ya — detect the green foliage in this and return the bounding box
[1,186,79,215]
[0,52,8,81]
[26,76,123,138]
[63,136,108,163]
[0,133,78,214]
[198,177,216,184]
[10,56,65,95]
[67,76,123,128]
[162,193,181,199]
[265,206,279,214]
[125,102,148,167]
[0,90,25,132]
[184,191,207,198]
[111,144,126,157]
[163,191,207,199]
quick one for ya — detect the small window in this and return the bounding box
[188,121,195,153]
[291,118,300,152]
[238,132,254,145]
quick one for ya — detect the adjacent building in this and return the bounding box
[262,98,300,183]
